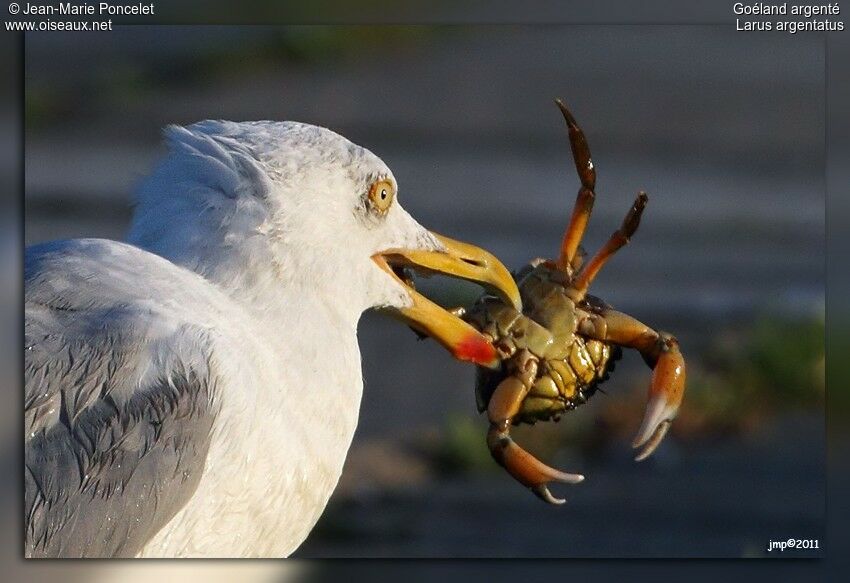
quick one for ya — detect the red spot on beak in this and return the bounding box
[455,334,497,366]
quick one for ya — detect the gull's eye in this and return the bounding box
[367,179,395,216]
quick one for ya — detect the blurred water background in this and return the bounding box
[24,25,824,557]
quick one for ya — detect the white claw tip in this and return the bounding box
[633,395,677,448]
[634,448,652,463]
[554,472,585,485]
[633,419,672,462]
[533,485,567,505]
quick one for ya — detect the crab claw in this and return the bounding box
[487,424,585,505]
[632,335,686,461]
[485,356,584,504]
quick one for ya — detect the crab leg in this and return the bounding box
[572,192,648,297]
[579,309,686,461]
[555,99,597,272]
[486,350,584,504]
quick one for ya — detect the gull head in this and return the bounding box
[128,120,520,367]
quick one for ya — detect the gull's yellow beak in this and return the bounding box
[373,233,521,369]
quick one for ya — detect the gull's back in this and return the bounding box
[25,238,227,557]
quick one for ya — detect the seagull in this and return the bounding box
[24,120,521,558]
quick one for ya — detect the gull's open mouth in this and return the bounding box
[373,232,521,368]
[390,264,416,290]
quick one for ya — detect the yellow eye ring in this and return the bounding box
[367,179,395,215]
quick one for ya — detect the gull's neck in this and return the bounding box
[133,240,368,557]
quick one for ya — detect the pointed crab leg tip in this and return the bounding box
[532,485,567,505]
[554,98,578,126]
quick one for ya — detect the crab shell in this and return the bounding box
[466,260,622,425]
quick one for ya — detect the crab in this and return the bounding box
[459,99,686,504]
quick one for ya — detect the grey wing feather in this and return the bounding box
[25,240,221,558]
